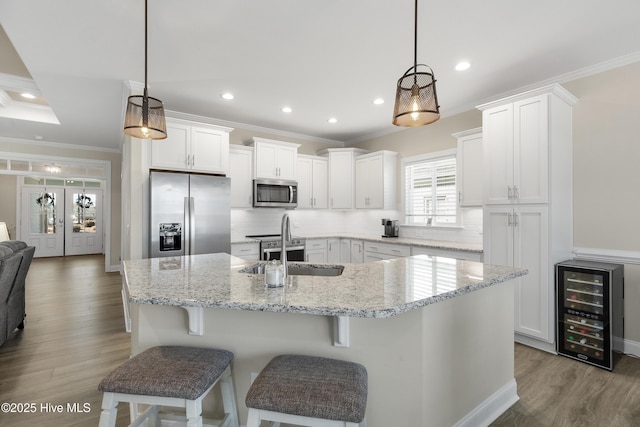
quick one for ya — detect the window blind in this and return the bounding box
[404,155,457,226]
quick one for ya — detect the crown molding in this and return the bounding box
[0,136,120,154]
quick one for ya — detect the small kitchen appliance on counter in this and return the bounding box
[381,219,399,238]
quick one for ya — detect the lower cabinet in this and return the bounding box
[363,242,411,262]
[484,205,552,342]
[327,238,341,263]
[231,242,260,260]
[350,240,364,264]
[305,239,328,263]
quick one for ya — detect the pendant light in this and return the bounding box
[392,0,440,127]
[123,0,167,140]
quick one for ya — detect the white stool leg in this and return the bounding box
[220,366,239,427]
[246,408,261,427]
[98,392,118,427]
[185,398,203,427]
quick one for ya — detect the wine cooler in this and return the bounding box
[556,260,624,371]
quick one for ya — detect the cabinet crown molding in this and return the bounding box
[245,137,301,148]
[316,147,369,156]
[452,127,482,139]
[475,83,578,111]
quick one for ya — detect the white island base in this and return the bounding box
[129,280,517,427]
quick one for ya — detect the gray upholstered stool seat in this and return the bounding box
[245,354,367,427]
[98,346,239,427]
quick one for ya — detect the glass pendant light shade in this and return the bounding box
[123,92,167,139]
[392,64,440,127]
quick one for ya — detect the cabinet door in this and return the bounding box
[312,159,328,208]
[297,157,313,209]
[350,240,364,263]
[514,95,548,204]
[229,147,253,208]
[255,142,279,178]
[355,158,369,208]
[513,205,550,341]
[457,132,483,207]
[327,238,341,263]
[366,155,384,208]
[190,127,229,174]
[151,122,189,170]
[483,206,514,268]
[483,105,513,205]
[276,145,297,180]
[329,152,354,209]
[340,239,351,263]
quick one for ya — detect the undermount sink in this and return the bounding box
[239,263,344,277]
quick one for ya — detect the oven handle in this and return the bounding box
[262,246,305,253]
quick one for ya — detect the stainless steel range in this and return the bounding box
[246,234,306,261]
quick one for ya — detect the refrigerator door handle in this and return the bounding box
[184,197,191,254]
[189,196,196,254]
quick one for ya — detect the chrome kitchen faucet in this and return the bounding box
[281,213,291,280]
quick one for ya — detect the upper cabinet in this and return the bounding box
[318,148,369,209]
[151,118,232,174]
[453,128,483,207]
[229,145,253,208]
[245,137,299,180]
[354,150,397,209]
[479,87,576,206]
[297,155,328,209]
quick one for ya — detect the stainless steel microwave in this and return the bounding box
[253,178,298,209]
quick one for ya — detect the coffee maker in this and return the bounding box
[381,219,399,238]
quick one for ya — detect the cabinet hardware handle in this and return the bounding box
[514,186,519,200]
[514,213,519,227]
[508,186,513,200]
[508,213,512,226]
[459,191,462,205]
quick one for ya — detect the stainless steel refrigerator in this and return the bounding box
[150,170,230,258]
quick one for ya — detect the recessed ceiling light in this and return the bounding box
[327,117,338,124]
[21,92,36,99]
[373,98,384,105]
[221,92,234,100]
[281,106,292,113]
[455,61,471,71]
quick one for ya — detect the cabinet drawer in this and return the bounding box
[305,239,328,251]
[363,242,410,258]
[411,246,482,262]
[231,242,260,260]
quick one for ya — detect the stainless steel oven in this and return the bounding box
[247,234,305,261]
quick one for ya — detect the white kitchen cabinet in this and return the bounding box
[297,155,328,209]
[411,246,482,262]
[363,241,410,262]
[151,118,232,174]
[229,145,253,208]
[350,240,364,264]
[355,151,398,209]
[340,239,351,263]
[327,238,341,263]
[305,239,327,263]
[453,128,483,207]
[318,148,369,209]
[231,242,260,260]
[484,206,549,341]
[478,84,576,352]
[246,137,299,180]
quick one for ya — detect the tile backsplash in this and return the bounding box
[232,208,483,244]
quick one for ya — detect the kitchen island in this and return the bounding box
[123,253,526,426]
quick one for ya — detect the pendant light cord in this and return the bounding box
[413,0,418,69]
[144,0,148,98]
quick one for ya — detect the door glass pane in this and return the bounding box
[30,191,57,234]
[25,177,46,185]
[73,193,97,234]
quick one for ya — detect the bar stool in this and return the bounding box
[98,346,239,427]
[245,354,368,427]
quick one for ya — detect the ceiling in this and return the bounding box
[1,0,639,152]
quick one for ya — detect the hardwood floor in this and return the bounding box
[0,255,131,426]
[1,254,640,426]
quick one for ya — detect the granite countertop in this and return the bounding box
[124,253,525,319]
[232,233,483,253]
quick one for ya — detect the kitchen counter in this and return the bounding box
[124,254,525,426]
[232,233,483,254]
[124,253,521,318]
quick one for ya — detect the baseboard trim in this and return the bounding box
[515,334,557,354]
[624,339,640,357]
[454,379,519,427]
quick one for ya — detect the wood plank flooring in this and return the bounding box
[1,254,639,426]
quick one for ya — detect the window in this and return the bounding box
[403,150,459,226]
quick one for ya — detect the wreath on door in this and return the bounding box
[36,192,55,207]
[76,194,94,209]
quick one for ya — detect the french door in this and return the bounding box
[20,187,103,257]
